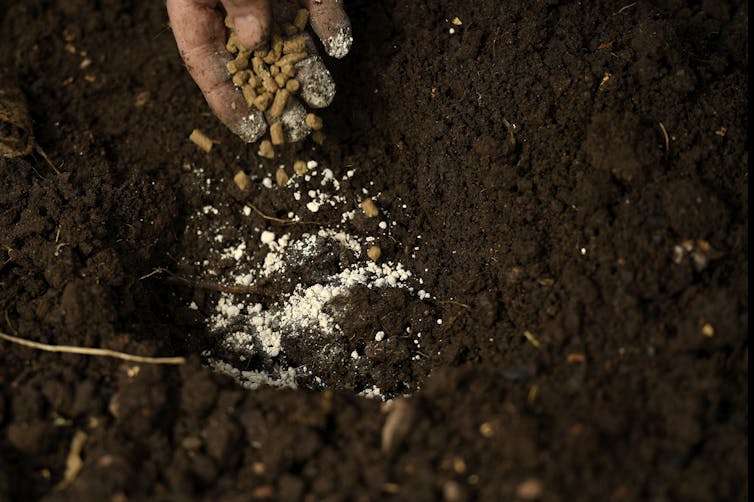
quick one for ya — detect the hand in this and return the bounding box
[167,0,352,143]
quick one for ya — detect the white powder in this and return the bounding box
[260,230,276,245]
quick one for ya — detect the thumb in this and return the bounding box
[222,0,273,50]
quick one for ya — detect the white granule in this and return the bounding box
[262,177,273,188]
[437,319,443,325]
[379,221,388,229]
[306,202,320,212]
[351,350,359,360]
[260,230,276,245]
[359,385,384,400]
[294,191,301,200]
[307,160,318,169]
[243,206,252,216]
[375,331,385,341]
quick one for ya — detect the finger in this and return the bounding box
[221,0,272,50]
[295,54,336,108]
[300,0,352,58]
[168,0,266,142]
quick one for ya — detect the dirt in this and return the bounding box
[0,0,748,501]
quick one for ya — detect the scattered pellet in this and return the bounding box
[293,9,309,31]
[234,170,251,191]
[275,167,289,187]
[258,139,274,159]
[270,121,285,145]
[281,64,296,78]
[270,64,280,77]
[285,78,300,93]
[293,160,308,175]
[516,479,544,500]
[305,113,324,130]
[268,89,290,118]
[360,198,379,218]
[189,129,213,153]
[367,245,382,261]
[311,131,326,144]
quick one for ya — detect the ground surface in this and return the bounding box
[0,0,748,500]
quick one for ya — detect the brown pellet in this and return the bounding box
[227,50,250,73]
[283,36,307,55]
[360,199,379,218]
[272,35,284,58]
[293,160,308,175]
[305,113,323,130]
[247,74,259,89]
[270,65,280,77]
[274,73,288,88]
[367,245,382,262]
[281,64,296,78]
[270,121,285,145]
[189,129,213,153]
[253,92,272,112]
[258,139,274,159]
[241,84,257,106]
[224,15,233,29]
[281,23,298,36]
[293,9,309,31]
[233,170,251,191]
[275,167,289,187]
[277,51,308,67]
[285,78,300,93]
[311,130,326,145]
[268,89,290,118]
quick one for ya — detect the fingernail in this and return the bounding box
[234,15,267,50]
[323,24,353,59]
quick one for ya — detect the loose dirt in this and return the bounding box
[0,1,748,501]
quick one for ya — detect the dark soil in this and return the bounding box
[0,0,748,500]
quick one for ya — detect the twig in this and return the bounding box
[658,122,670,158]
[436,299,471,309]
[0,331,186,365]
[34,143,61,175]
[615,2,637,14]
[246,201,327,226]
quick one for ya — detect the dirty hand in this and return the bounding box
[167,0,352,143]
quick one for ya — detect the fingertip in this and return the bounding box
[233,14,270,50]
[303,0,353,58]
[231,110,268,143]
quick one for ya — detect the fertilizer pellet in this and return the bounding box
[293,160,308,175]
[293,9,309,32]
[274,73,288,88]
[285,79,300,93]
[305,113,324,131]
[283,36,307,55]
[234,170,251,191]
[275,167,289,187]
[360,198,379,218]
[259,139,275,159]
[311,131,326,145]
[367,245,382,261]
[242,85,257,106]
[270,121,285,145]
[189,129,213,153]
[269,89,290,118]
[253,93,272,112]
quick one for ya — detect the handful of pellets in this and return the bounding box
[225,10,326,159]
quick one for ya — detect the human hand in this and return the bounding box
[167,0,352,143]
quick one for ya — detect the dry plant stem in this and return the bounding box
[0,331,186,365]
[246,201,327,226]
[140,268,274,296]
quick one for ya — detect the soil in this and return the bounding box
[0,0,748,501]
